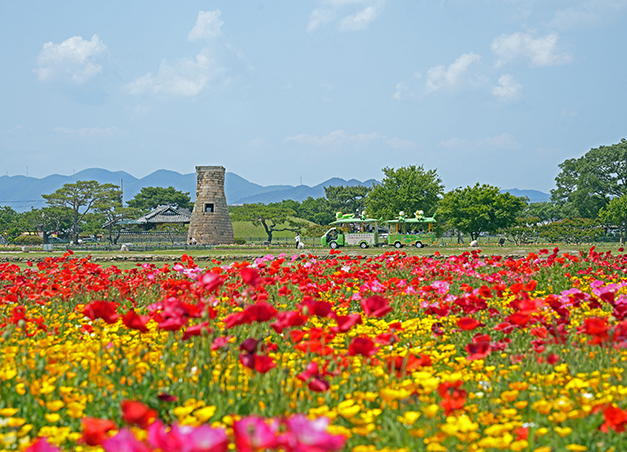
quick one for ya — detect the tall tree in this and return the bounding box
[599,195,627,245]
[552,139,627,218]
[230,203,307,243]
[437,183,527,241]
[297,197,334,225]
[21,207,70,244]
[367,166,444,220]
[127,186,193,212]
[325,185,372,217]
[42,180,122,244]
[0,206,22,244]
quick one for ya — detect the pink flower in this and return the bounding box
[26,439,61,452]
[148,421,228,452]
[103,429,151,452]
[280,415,346,451]
[233,416,278,452]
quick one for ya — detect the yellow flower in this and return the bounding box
[554,426,572,437]
[46,400,65,412]
[422,404,439,418]
[565,445,587,452]
[533,447,551,452]
[501,390,519,402]
[510,440,529,451]
[194,406,217,423]
[0,408,18,417]
[45,413,61,423]
[397,411,421,425]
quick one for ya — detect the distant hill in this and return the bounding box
[0,168,378,211]
[0,168,550,211]
[501,188,551,203]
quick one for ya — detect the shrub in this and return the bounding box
[15,235,43,245]
[233,237,246,245]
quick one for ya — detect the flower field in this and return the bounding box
[1,247,627,452]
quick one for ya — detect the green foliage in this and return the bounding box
[127,186,193,212]
[230,203,308,242]
[42,180,122,243]
[0,206,23,243]
[500,216,540,245]
[551,139,627,218]
[296,197,334,225]
[367,165,444,220]
[20,207,72,244]
[325,185,371,217]
[233,237,246,245]
[437,183,527,241]
[303,223,331,238]
[14,235,43,245]
[538,218,603,244]
[524,201,572,223]
[599,195,627,243]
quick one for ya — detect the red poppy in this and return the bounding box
[122,310,150,333]
[121,400,157,429]
[333,314,362,333]
[360,295,392,318]
[182,322,213,340]
[457,317,481,331]
[600,405,627,433]
[83,300,119,324]
[240,267,263,288]
[80,417,117,446]
[466,341,491,361]
[240,354,276,373]
[347,337,378,357]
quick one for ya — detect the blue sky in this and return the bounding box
[1,1,626,192]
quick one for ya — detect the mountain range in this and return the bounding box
[0,168,550,212]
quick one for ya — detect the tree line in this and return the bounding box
[232,139,627,244]
[2,138,626,246]
[0,185,194,245]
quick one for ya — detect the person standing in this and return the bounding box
[295,233,301,249]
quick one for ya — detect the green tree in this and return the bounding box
[127,186,193,212]
[0,206,23,244]
[599,195,627,244]
[325,185,372,217]
[538,218,603,244]
[367,166,444,220]
[42,180,122,244]
[98,202,141,244]
[500,216,540,245]
[297,197,334,225]
[437,183,527,241]
[230,203,307,243]
[524,201,573,223]
[551,139,627,218]
[21,207,70,244]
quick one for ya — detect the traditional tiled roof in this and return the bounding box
[136,206,191,224]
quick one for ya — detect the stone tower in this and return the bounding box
[188,166,234,245]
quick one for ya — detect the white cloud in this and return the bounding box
[188,10,224,41]
[425,52,481,94]
[393,53,481,101]
[491,32,571,67]
[53,126,123,137]
[284,129,415,148]
[35,35,108,84]
[551,0,627,29]
[492,74,523,101]
[308,0,385,33]
[125,49,222,97]
[126,10,249,99]
[439,133,522,151]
